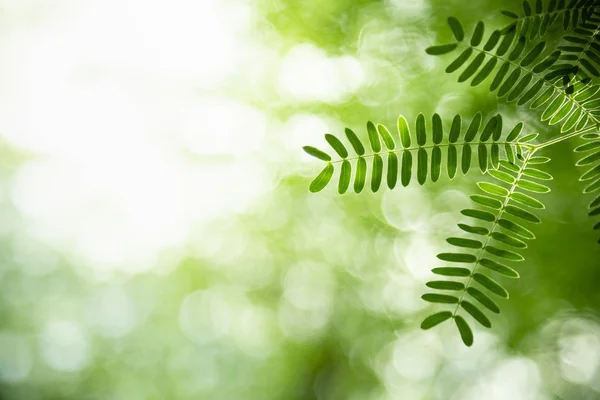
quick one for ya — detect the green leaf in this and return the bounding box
[470,194,503,209]
[448,16,465,41]
[562,10,570,29]
[499,160,520,173]
[485,245,524,261]
[448,145,458,179]
[387,153,398,189]
[490,61,511,92]
[581,58,600,76]
[377,124,395,150]
[338,160,351,194]
[303,146,331,161]
[467,287,500,313]
[523,0,532,15]
[481,116,498,141]
[344,128,365,155]
[418,148,428,185]
[532,50,560,73]
[506,143,515,163]
[367,121,381,152]
[437,253,477,263]
[484,30,501,51]
[506,122,523,142]
[325,134,348,158]
[421,311,453,329]
[354,157,367,193]
[541,96,566,121]
[401,151,412,187]
[489,169,516,183]
[575,141,600,152]
[574,85,600,101]
[471,21,485,46]
[461,301,492,328]
[473,273,509,298]
[446,48,474,73]
[520,41,546,66]
[580,165,600,181]
[522,168,553,180]
[426,280,465,290]
[498,218,535,239]
[422,293,459,303]
[462,144,472,174]
[505,204,541,223]
[465,112,482,142]
[478,144,488,173]
[309,163,334,193]
[530,87,555,109]
[449,115,462,143]
[397,115,411,148]
[371,154,383,192]
[480,257,520,277]
[491,144,500,169]
[549,102,575,125]
[459,53,486,82]
[517,179,551,193]
[518,133,539,143]
[455,316,474,346]
[432,267,471,276]
[458,223,490,235]
[497,27,517,56]
[426,43,459,55]
[507,73,533,102]
[577,151,600,166]
[498,68,521,97]
[508,36,527,61]
[432,113,443,144]
[461,208,496,222]
[416,113,427,146]
[511,192,545,208]
[529,156,550,164]
[478,182,509,196]
[584,179,600,194]
[447,237,483,249]
[431,146,442,182]
[471,57,498,86]
[517,80,544,105]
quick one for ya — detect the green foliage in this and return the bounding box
[303,113,533,194]
[500,0,598,39]
[427,9,600,134]
[576,132,600,242]
[302,1,600,346]
[424,153,550,346]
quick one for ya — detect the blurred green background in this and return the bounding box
[0,0,599,399]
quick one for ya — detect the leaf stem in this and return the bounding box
[327,140,530,164]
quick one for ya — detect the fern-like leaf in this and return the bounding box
[426,16,600,134]
[303,114,532,193]
[500,0,598,40]
[575,132,600,242]
[421,149,552,346]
